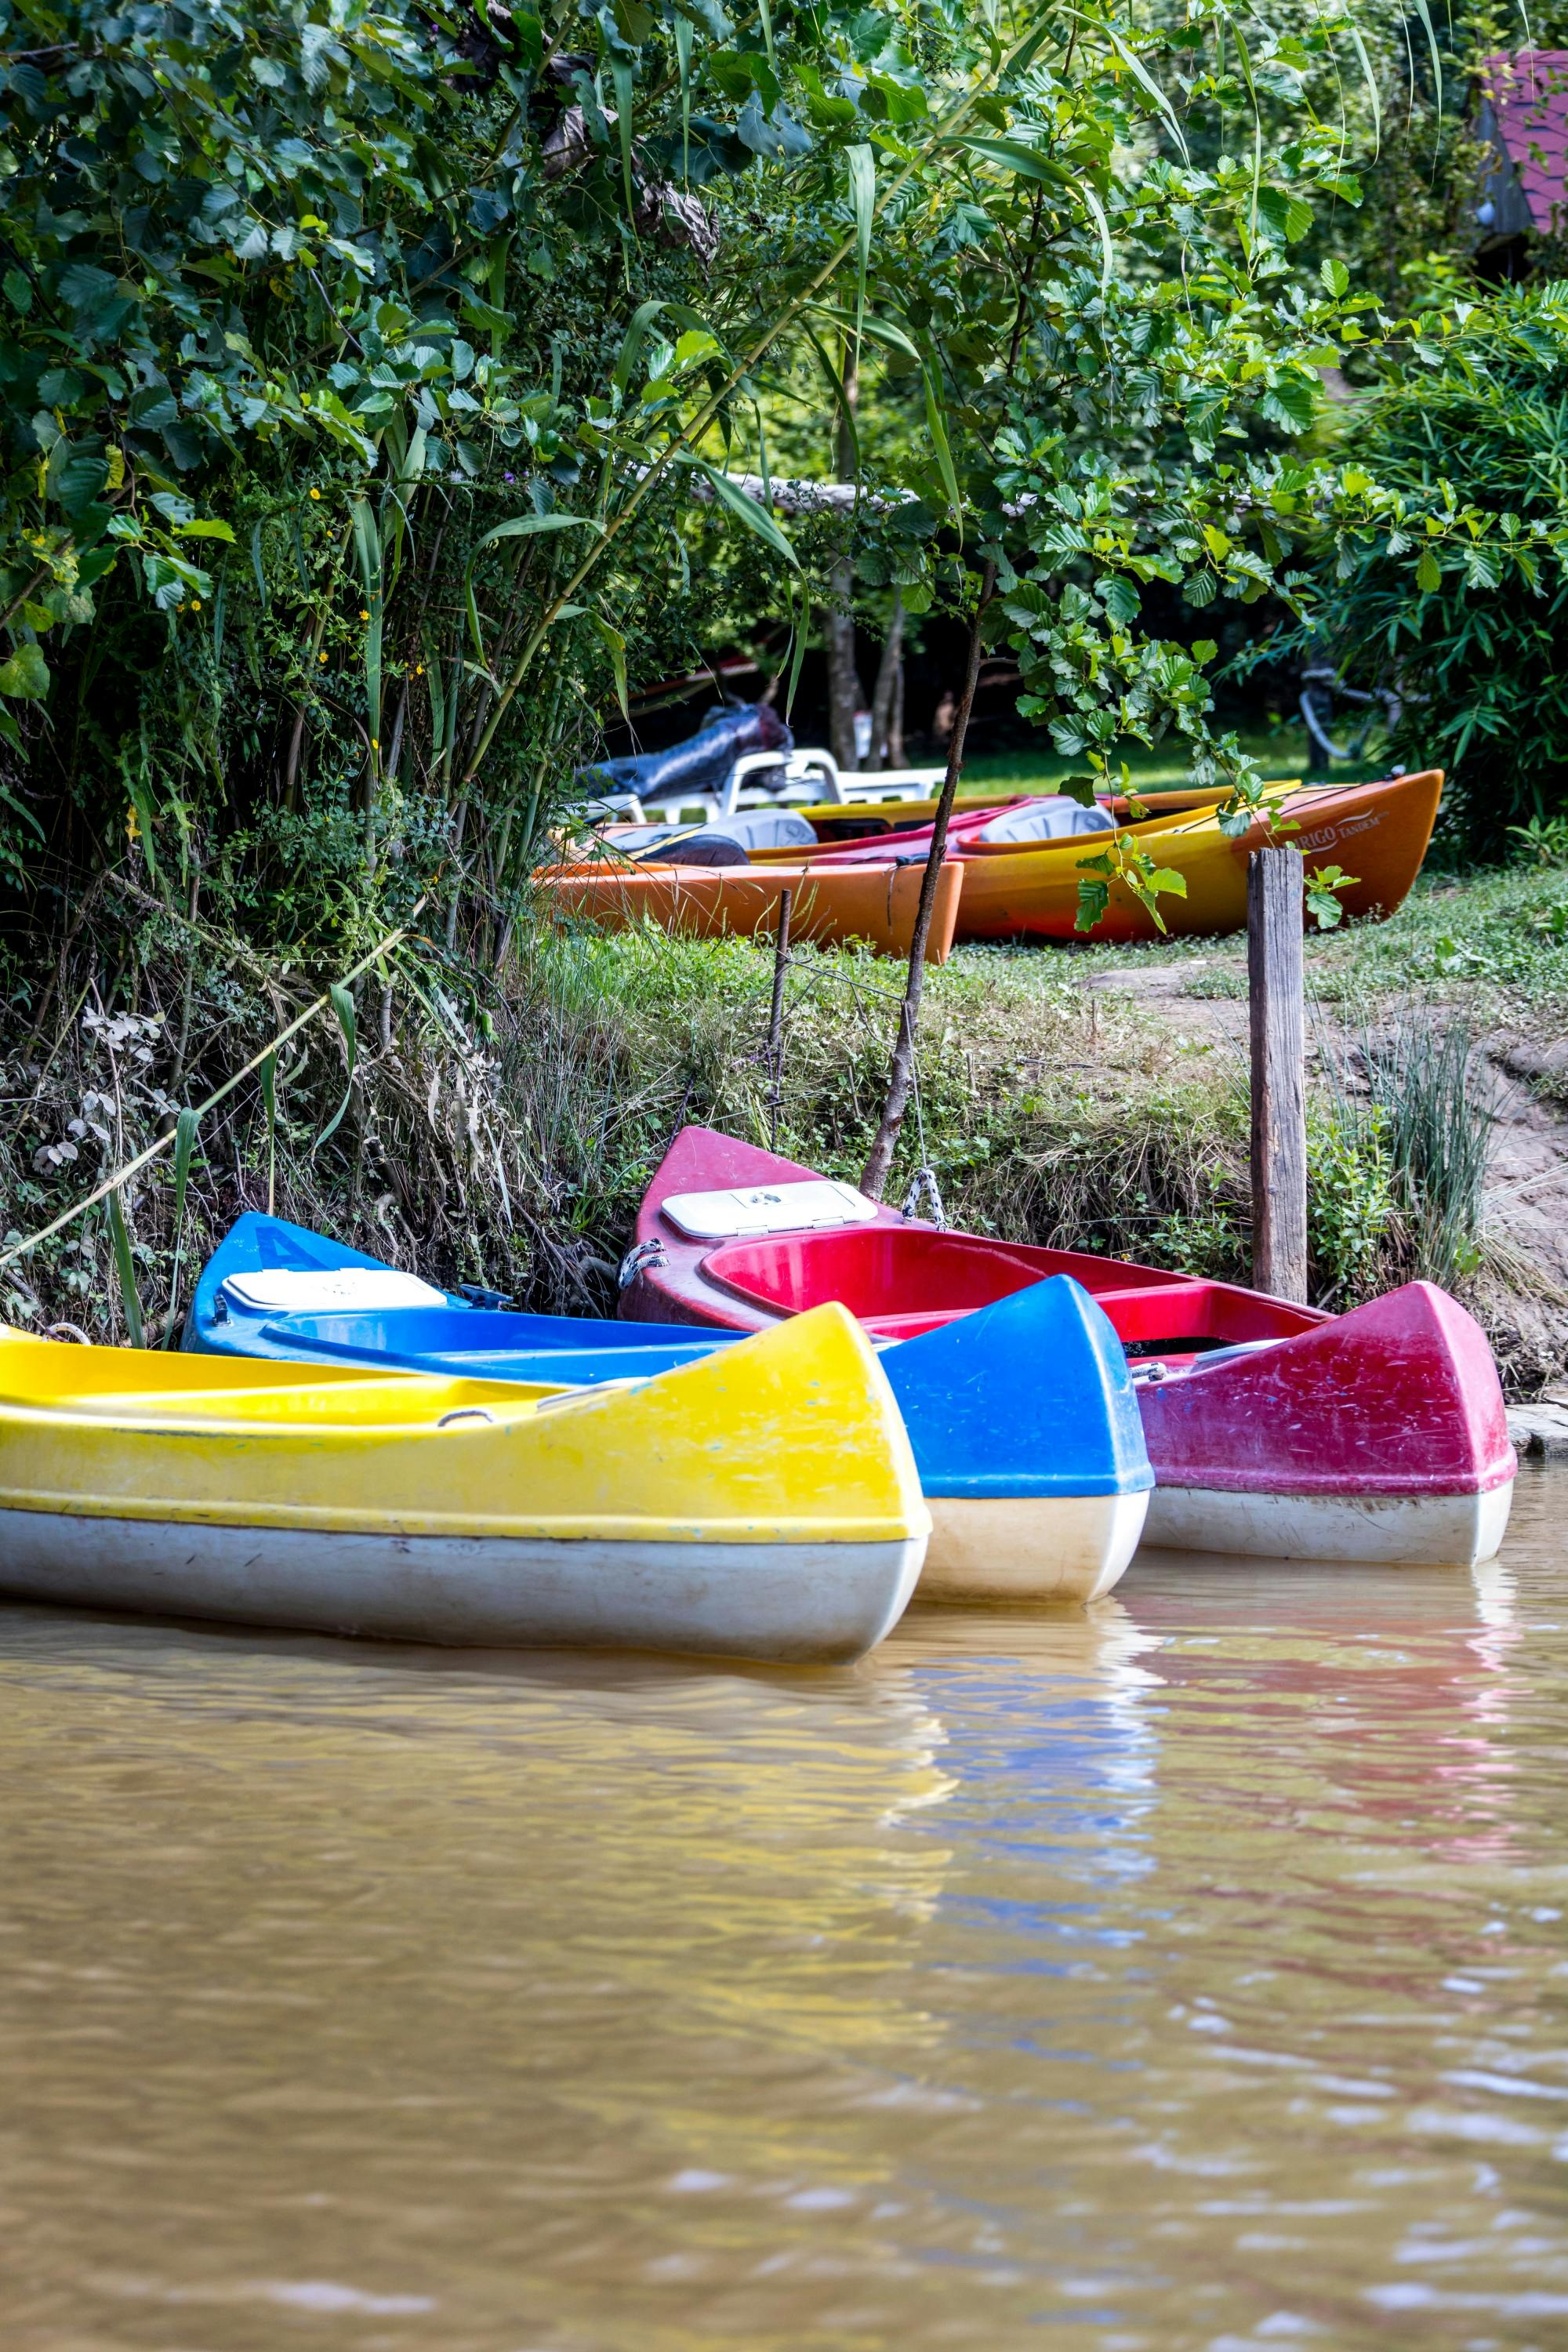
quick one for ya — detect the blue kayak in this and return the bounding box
[187,1214,1153,1603]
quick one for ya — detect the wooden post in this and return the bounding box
[767,888,791,1150]
[1248,844,1308,1303]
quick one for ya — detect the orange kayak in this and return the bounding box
[534,858,966,962]
[786,771,1442,942]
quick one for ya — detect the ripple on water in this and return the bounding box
[0,1472,1565,2349]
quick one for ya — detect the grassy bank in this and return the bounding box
[1069,859,1568,1018]
[4,856,1540,1343]
[0,901,1248,1341]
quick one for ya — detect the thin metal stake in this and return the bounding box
[767,888,792,1149]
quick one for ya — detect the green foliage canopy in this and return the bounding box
[1300,286,1568,833]
[0,0,1456,933]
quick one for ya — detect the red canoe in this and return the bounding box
[619,1127,1516,1568]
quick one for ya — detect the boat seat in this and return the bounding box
[713,809,818,851]
[640,832,751,867]
[622,809,818,865]
[976,796,1118,843]
[220,1268,448,1316]
[662,1179,879,1240]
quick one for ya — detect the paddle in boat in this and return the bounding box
[0,1305,928,1664]
[187,1214,1156,1606]
[618,1127,1516,1569]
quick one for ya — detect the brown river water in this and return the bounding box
[2,1472,1567,2351]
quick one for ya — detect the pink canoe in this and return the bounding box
[618,1127,1515,1567]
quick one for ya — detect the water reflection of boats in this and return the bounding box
[1121,1546,1529,1870]
[869,1601,1167,1859]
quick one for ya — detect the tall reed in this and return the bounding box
[1362,1015,1491,1284]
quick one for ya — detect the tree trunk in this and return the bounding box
[822,346,862,774]
[860,561,996,1203]
[888,640,906,768]
[866,593,905,773]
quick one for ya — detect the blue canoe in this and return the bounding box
[188,1215,1152,1603]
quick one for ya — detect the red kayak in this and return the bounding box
[618,1127,1516,1568]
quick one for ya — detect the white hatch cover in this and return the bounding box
[661,1179,880,1240]
[220,1267,448,1316]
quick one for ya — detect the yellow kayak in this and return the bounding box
[0,1306,929,1663]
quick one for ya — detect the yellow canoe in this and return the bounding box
[757,771,1442,942]
[941,770,1443,941]
[0,1307,929,1663]
[786,785,1244,840]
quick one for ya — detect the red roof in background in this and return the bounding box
[1481,50,1568,231]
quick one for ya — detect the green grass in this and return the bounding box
[1301,865,1568,1017]
[940,845,1568,1021]
[956,728,1321,794]
[8,851,1558,1370]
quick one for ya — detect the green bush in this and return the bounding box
[1305,289,1568,836]
[1307,1101,1395,1306]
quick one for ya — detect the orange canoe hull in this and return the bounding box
[535,859,966,963]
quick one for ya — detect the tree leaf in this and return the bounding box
[0,776,44,840]
[847,143,874,365]
[801,318,861,476]
[588,611,630,718]
[163,1105,201,1345]
[609,57,637,228]
[1261,372,1317,432]
[314,982,358,1153]
[475,514,602,551]
[1098,572,1140,626]
[956,137,1072,190]
[1080,179,1114,298]
[107,1187,145,1349]
[260,1048,278,1217]
[1305,863,1358,930]
[672,0,731,35]
[1410,0,1443,128]
[920,344,963,545]
[688,459,800,567]
[1093,17,1191,162]
[0,641,49,699]
[785,575,809,718]
[1346,25,1381,158]
[673,12,694,182]
[1074,874,1112,934]
[352,497,383,760]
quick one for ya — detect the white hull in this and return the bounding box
[919,1490,1148,1604]
[0,1508,926,1665]
[1141,1479,1515,1568]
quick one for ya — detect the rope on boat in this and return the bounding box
[900,1059,947,1229]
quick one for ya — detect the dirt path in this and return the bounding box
[1082,956,1568,1393]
